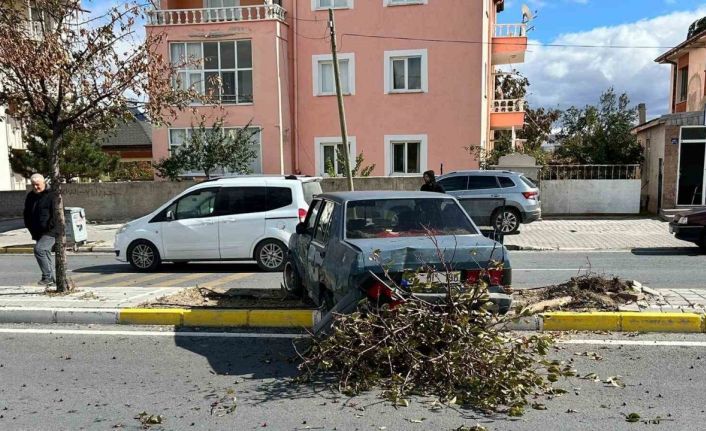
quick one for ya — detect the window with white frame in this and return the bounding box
[313,0,352,10]
[170,40,253,104]
[312,54,354,96]
[384,0,427,6]
[384,49,428,93]
[315,137,356,176]
[169,127,262,174]
[385,135,427,175]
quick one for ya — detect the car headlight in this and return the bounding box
[116,224,130,235]
[678,216,689,225]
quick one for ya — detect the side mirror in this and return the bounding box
[166,210,175,221]
[296,222,307,235]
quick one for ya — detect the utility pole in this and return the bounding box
[328,8,354,191]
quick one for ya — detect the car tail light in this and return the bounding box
[522,191,538,200]
[465,269,504,285]
[366,280,403,308]
[298,208,307,223]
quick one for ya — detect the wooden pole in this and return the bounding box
[328,8,354,191]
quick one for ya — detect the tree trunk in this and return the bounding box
[49,133,72,293]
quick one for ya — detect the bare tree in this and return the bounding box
[0,0,195,291]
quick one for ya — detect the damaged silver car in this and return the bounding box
[283,192,513,316]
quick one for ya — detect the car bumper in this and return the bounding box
[414,291,513,313]
[114,234,128,262]
[669,223,703,243]
[522,207,542,224]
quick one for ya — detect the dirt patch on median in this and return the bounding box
[139,286,315,309]
[515,275,659,312]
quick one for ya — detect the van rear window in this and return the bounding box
[302,182,322,204]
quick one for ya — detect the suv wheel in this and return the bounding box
[493,208,521,234]
[127,240,161,272]
[255,239,287,272]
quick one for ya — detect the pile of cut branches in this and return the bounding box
[297,284,573,414]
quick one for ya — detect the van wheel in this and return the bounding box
[255,239,287,272]
[283,259,303,295]
[492,208,521,234]
[127,240,161,272]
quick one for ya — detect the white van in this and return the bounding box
[114,176,322,272]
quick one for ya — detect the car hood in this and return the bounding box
[345,234,509,271]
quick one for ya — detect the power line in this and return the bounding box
[340,32,682,50]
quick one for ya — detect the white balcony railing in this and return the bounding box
[494,23,527,38]
[147,4,286,25]
[492,98,525,113]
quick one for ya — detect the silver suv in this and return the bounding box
[437,170,541,234]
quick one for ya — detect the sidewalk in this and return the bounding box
[505,218,694,251]
[1,218,697,253]
[0,218,119,252]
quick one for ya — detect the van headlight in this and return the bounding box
[678,216,689,225]
[116,224,130,235]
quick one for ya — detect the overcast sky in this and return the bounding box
[500,1,706,118]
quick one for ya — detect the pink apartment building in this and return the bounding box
[146,0,527,177]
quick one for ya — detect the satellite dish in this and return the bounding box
[521,4,534,23]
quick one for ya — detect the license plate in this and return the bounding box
[416,271,462,285]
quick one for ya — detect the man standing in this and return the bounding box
[420,170,446,193]
[23,173,58,287]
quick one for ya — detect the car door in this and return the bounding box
[296,199,322,289]
[217,186,267,259]
[161,187,221,260]
[307,200,335,296]
[457,176,502,226]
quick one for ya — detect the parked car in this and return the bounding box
[436,170,541,234]
[669,209,706,249]
[114,176,322,272]
[283,191,513,314]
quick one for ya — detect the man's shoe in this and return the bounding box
[38,279,54,286]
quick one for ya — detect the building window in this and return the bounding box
[168,127,262,174]
[384,0,427,6]
[384,134,427,175]
[312,0,352,10]
[312,54,355,96]
[678,66,688,102]
[315,137,356,176]
[170,40,253,104]
[384,49,428,94]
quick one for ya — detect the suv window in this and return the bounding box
[267,187,293,210]
[314,201,335,243]
[497,176,516,188]
[468,176,499,190]
[175,189,218,220]
[520,175,537,188]
[438,176,468,191]
[216,187,267,215]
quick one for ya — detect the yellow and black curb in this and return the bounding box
[0,246,34,254]
[0,307,704,332]
[509,311,706,333]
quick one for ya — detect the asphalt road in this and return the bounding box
[0,250,704,290]
[0,324,704,430]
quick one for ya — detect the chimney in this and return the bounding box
[638,103,647,125]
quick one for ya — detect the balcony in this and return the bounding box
[490,98,525,129]
[146,4,286,26]
[492,23,527,65]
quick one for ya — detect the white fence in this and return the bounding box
[146,5,286,25]
[539,165,641,215]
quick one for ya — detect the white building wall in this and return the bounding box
[540,180,641,215]
[0,104,27,191]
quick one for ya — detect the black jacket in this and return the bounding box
[24,188,58,240]
[420,170,446,193]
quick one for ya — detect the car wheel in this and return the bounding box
[282,258,303,295]
[255,239,287,272]
[493,208,521,234]
[127,240,161,272]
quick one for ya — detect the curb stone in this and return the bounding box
[0,245,113,254]
[0,307,703,333]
